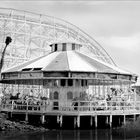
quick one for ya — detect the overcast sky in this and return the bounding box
[1,1,140,84]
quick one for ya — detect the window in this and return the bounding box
[33,68,42,71]
[62,43,66,51]
[22,68,32,71]
[53,102,59,110]
[53,91,59,100]
[80,80,88,86]
[85,80,88,86]
[61,79,66,86]
[81,80,84,87]
[54,44,57,51]
[53,80,59,87]
[68,79,73,86]
[67,91,73,100]
[72,43,75,50]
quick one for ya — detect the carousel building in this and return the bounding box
[0,8,139,129]
[0,40,139,129]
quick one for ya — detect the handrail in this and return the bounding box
[1,99,140,114]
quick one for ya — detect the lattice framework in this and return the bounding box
[0,8,116,70]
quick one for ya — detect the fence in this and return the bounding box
[1,99,140,115]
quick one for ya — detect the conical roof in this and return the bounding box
[3,51,133,75]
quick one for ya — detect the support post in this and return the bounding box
[57,115,59,124]
[109,115,112,128]
[134,89,136,110]
[11,100,14,110]
[123,115,126,125]
[134,114,136,122]
[25,100,28,122]
[41,114,45,124]
[74,116,76,128]
[106,116,109,125]
[60,115,63,127]
[25,113,28,122]
[95,115,97,128]
[118,116,121,126]
[90,116,93,127]
[77,115,80,128]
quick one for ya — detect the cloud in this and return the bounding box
[98,33,140,52]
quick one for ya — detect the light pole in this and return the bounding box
[0,36,12,78]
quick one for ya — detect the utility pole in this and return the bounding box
[0,36,12,78]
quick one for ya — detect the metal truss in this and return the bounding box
[0,8,116,70]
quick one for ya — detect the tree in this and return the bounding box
[0,36,12,76]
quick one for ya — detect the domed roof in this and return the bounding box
[3,50,132,75]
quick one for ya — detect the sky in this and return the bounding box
[1,1,140,84]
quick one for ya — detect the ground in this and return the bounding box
[0,113,47,132]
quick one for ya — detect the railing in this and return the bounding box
[1,99,140,115]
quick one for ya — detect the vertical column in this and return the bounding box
[90,116,93,127]
[95,115,98,128]
[11,83,13,96]
[60,115,63,127]
[106,116,109,125]
[68,72,71,78]
[77,115,80,128]
[95,84,97,98]
[57,115,59,124]
[41,114,45,124]
[118,116,121,126]
[98,85,100,96]
[134,114,136,122]
[74,116,76,128]
[25,113,28,122]
[109,115,112,128]
[11,100,14,110]
[134,89,136,110]
[123,115,126,125]
[26,99,28,122]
